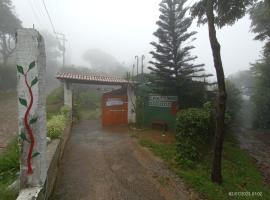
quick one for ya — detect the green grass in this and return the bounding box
[46,87,64,119]
[80,108,100,120]
[0,140,19,200]
[139,135,270,200]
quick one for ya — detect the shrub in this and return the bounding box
[0,140,19,174]
[0,139,20,199]
[175,103,214,167]
[47,115,66,139]
[60,106,70,118]
[46,87,64,119]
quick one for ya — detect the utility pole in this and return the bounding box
[135,56,139,77]
[132,64,135,80]
[141,55,145,75]
[55,32,67,67]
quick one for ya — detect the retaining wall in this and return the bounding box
[17,114,72,200]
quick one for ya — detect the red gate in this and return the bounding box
[102,89,128,126]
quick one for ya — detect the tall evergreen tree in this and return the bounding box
[149,0,210,107]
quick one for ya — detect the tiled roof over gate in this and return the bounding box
[56,72,128,85]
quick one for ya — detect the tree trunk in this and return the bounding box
[206,0,227,184]
[0,34,10,66]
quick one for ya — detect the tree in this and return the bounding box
[149,0,210,108]
[40,30,62,93]
[250,0,270,56]
[191,0,255,184]
[251,56,270,129]
[225,80,243,124]
[0,0,22,66]
[249,0,270,129]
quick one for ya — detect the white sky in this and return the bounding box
[13,0,263,77]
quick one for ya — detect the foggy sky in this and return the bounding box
[13,0,263,77]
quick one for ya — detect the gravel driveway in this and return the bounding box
[50,120,190,200]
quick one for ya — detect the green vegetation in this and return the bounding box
[73,84,102,121]
[0,140,19,200]
[175,104,214,167]
[47,114,67,139]
[139,136,270,200]
[226,80,243,124]
[46,87,64,119]
[47,106,70,139]
[79,108,100,120]
[191,0,255,184]
[251,54,270,129]
[148,0,210,108]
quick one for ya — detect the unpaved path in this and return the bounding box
[0,92,17,151]
[50,120,190,200]
[235,128,270,185]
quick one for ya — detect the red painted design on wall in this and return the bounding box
[17,61,39,174]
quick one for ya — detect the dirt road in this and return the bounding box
[235,128,270,185]
[50,120,190,200]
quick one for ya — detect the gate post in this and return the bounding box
[64,81,73,108]
[16,28,47,189]
[127,85,136,123]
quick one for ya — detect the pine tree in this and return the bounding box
[148,0,210,107]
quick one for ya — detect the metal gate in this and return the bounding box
[102,93,128,126]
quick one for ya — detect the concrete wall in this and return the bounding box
[17,113,72,200]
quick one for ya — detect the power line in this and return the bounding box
[27,0,43,29]
[42,0,57,34]
[41,0,67,67]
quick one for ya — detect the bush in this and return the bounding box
[0,139,20,200]
[175,103,214,167]
[46,87,64,119]
[47,114,66,139]
[60,106,70,118]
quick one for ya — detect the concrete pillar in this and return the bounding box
[127,85,136,123]
[16,29,47,188]
[64,81,73,108]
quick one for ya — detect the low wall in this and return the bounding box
[17,114,72,200]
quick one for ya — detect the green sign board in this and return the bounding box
[143,95,178,130]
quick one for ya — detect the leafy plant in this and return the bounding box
[0,139,20,200]
[175,103,214,167]
[60,106,70,118]
[47,114,66,139]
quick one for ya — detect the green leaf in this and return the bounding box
[19,98,27,107]
[17,65,24,75]
[30,117,38,124]
[31,77,38,87]
[28,61,35,71]
[19,132,29,142]
[32,152,40,158]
